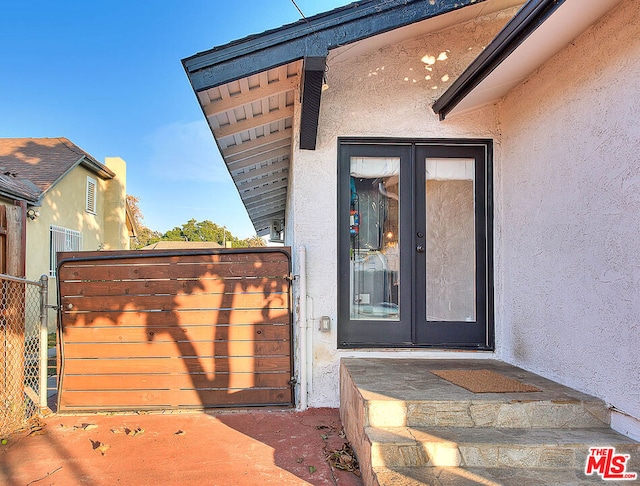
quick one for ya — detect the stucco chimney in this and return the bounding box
[102,157,128,250]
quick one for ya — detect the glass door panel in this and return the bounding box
[349,157,400,320]
[414,143,490,348]
[338,142,412,346]
[425,158,476,322]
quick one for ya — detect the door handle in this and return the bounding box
[416,244,425,253]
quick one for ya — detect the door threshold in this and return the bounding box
[338,348,495,360]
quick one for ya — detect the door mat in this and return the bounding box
[431,369,542,393]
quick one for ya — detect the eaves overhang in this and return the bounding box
[182,0,492,237]
[433,0,625,119]
[45,154,115,202]
[183,0,493,92]
[80,156,116,180]
[0,176,40,204]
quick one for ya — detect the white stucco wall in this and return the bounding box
[496,0,640,438]
[289,9,516,407]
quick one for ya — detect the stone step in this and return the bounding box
[374,466,637,485]
[367,425,640,470]
[341,358,610,430]
[365,398,609,429]
[339,359,639,486]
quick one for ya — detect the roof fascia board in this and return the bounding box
[0,176,41,203]
[80,156,116,179]
[183,0,489,92]
[42,155,115,200]
[58,138,116,179]
[0,189,39,204]
[299,56,326,150]
[432,0,565,120]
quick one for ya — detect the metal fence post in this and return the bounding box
[38,275,48,409]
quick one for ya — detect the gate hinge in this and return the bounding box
[46,304,59,311]
[288,378,298,386]
[285,273,298,282]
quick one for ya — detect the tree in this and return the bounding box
[134,226,163,249]
[243,235,267,247]
[124,201,264,249]
[159,219,266,248]
[162,219,226,244]
[126,195,143,228]
[127,195,162,249]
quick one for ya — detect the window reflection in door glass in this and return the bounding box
[425,158,476,322]
[349,157,400,320]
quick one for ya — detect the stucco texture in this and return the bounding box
[26,162,127,276]
[25,158,127,329]
[290,9,517,407]
[496,0,640,430]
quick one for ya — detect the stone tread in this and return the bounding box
[373,466,639,486]
[346,358,611,429]
[367,425,640,469]
[344,358,607,404]
[366,398,609,429]
[368,425,640,447]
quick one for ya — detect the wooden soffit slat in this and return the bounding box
[228,146,291,172]
[238,178,288,197]
[241,187,287,207]
[232,159,289,185]
[244,191,288,210]
[222,128,292,158]
[203,75,299,118]
[212,106,293,139]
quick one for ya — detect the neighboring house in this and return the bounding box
[141,241,223,250]
[0,138,130,327]
[183,0,639,439]
[0,170,40,277]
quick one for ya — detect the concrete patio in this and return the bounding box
[0,408,363,486]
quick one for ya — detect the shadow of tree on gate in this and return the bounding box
[56,248,292,411]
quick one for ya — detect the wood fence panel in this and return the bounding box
[64,292,288,313]
[57,248,293,412]
[63,323,290,343]
[61,308,289,327]
[60,277,287,297]
[61,356,291,375]
[62,371,290,391]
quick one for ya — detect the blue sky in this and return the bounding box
[0,0,346,238]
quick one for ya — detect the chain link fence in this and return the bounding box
[0,274,48,437]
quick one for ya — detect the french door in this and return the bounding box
[337,139,493,349]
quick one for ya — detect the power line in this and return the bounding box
[290,0,307,21]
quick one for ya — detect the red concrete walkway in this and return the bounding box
[0,408,363,486]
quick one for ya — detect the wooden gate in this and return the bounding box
[56,248,293,412]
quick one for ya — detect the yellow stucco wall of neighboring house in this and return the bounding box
[102,157,128,251]
[24,157,127,329]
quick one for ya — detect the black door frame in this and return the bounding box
[337,137,494,350]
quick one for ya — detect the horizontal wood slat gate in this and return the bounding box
[56,248,293,412]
